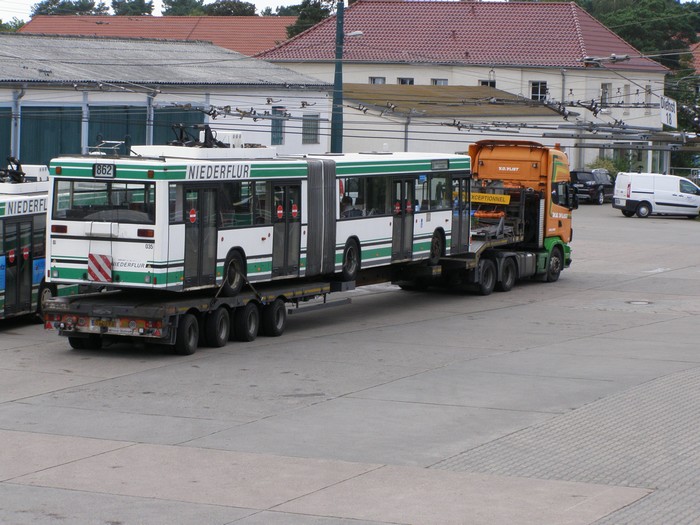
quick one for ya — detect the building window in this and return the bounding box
[369,77,386,84]
[530,81,548,101]
[271,106,285,146]
[302,114,320,145]
[397,77,414,85]
[479,80,496,88]
[431,78,448,86]
[601,83,612,107]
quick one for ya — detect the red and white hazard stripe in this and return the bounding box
[88,253,113,282]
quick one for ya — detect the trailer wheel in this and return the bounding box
[545,246,564,283]
[174,313,199,355]
[636,202,651,218]
[205,307,230,347]
[428,230,444,266]
[222,251,246,297]
[341,239,360,281]
[476,259,496,296]
[234,302,260,342]
[495,258,517,292]
[261,298,287,337]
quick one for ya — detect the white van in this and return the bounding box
[613,172,700,218]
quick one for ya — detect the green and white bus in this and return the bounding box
[47,144,471,296]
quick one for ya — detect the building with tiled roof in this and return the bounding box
[0,33,332,164]
[258,0,674,171]
[19,15,296,57]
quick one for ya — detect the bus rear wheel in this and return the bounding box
[428,230,444,266]
[222,251,246,297]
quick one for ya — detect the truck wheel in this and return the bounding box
[495,258,516,292]
[68,336,85,350]
[636,202,651,218]
[428,230,444,266]
[261,298,287,337]
[622,210,635,217]
[175,313,199,355]
[546,246,564,283]
[68,334,102,351]
[222,251,246,297]
[476,259,496,296]
[205,307,230,347]
[234,302,260,342]
[341,239,360,281]
[595,190,604,205]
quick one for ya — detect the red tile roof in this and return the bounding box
[257,0,666,73]
[19,15,296,57]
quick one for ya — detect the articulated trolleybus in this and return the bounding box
[0,159,54,321]
[44,137,575,353]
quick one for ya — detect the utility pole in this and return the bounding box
[330,0,344,153]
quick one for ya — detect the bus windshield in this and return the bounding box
[53,180,155,224]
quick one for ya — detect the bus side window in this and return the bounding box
[33,214,46,257]
[169,183,184,223]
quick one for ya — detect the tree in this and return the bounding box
[261,5,302,16]
[286,0,333,38]
[31,0,109,16]
[0,18,25,31]
[111,0,153,15]
[161,0,204,16]
[203,0,256,16]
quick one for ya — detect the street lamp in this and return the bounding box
[330,1,363,153]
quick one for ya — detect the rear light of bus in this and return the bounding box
[51,225,68,234]
[137,229,154,238]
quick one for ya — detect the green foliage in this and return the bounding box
[286,0,333,38]
[261,4,302,16]
[203,0,256,16]
[161,0,204,16]
[0,18,25,31]
[31,0,109,16]
[586,156,630,178]
[111,0,153,15]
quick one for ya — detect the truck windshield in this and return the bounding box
[53,180,155,224]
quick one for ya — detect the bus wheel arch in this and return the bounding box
[222,249,247,297]
[428,229,445,266]
[341,237,361,281]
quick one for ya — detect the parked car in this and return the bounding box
[613,172,700,218]
[570,169,614,205]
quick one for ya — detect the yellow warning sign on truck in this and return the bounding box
[472,192,511,205]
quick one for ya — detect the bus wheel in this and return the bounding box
[428,231,444,266]
[495,257,517,292]
[262,298,287,337]
[546,246,564,283]
[636,202,651,218]
[234,303,260,342]
[341,239,360,281]
[222,251,246,297]
[174,313,199,355]
[477,259,496,296]
[205,307,230,347]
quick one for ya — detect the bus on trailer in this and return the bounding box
[0,159,54,321]
[46,142,471,295]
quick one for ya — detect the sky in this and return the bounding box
[0,0,300,23]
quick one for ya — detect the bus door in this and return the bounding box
[451,175,471,254]
[391,178,415,261]
[2,218,33,316]
[183,187,217,288]
[272,183,301,278]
